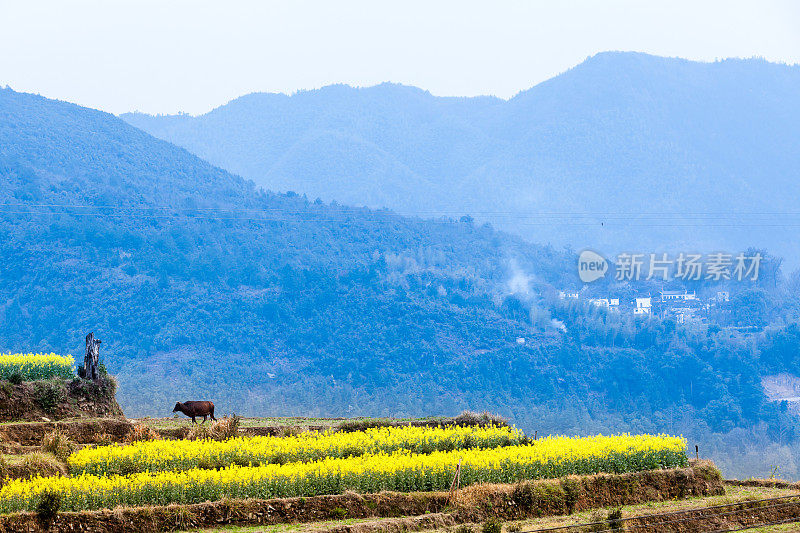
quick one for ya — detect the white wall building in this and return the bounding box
[634,297,652,315]
[660,290,696,302]
[589,298,620,311]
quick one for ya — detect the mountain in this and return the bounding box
[2,87,799,479]
[123,52,800,264]
[0,86,577,419]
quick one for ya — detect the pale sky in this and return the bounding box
[1,0,798,115]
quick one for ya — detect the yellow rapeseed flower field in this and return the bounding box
[1,433,687,512]
[69,424,523,476]
[0,353,74,381]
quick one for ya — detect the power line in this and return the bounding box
[6,210,800,227]
[6,202,800,218]
[5,200,800,228]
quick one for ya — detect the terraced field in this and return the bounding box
[0,422,688,513]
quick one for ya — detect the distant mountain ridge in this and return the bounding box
[123,52,800,263]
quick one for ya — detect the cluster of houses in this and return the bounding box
[558,289,731,324]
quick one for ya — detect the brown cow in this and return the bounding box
[173,401,217,424]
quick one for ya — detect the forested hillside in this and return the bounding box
[124,52,800,264]
[1,87,799,478]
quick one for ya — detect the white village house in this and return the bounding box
[659,289,696,302]
[589,298,620,312]
[634,297,652,315]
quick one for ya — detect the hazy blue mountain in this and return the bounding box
[0,86,579,421]
[123,52,800,263]
[3,87,799,479]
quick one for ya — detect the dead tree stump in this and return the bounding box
[81,332,102,381]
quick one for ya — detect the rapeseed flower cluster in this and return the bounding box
[69,424,523,476]
[0,353,74,381]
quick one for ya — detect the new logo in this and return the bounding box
[578,250,608,283]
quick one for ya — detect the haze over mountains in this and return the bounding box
[3,53,800,479]
[123,52,800,264]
